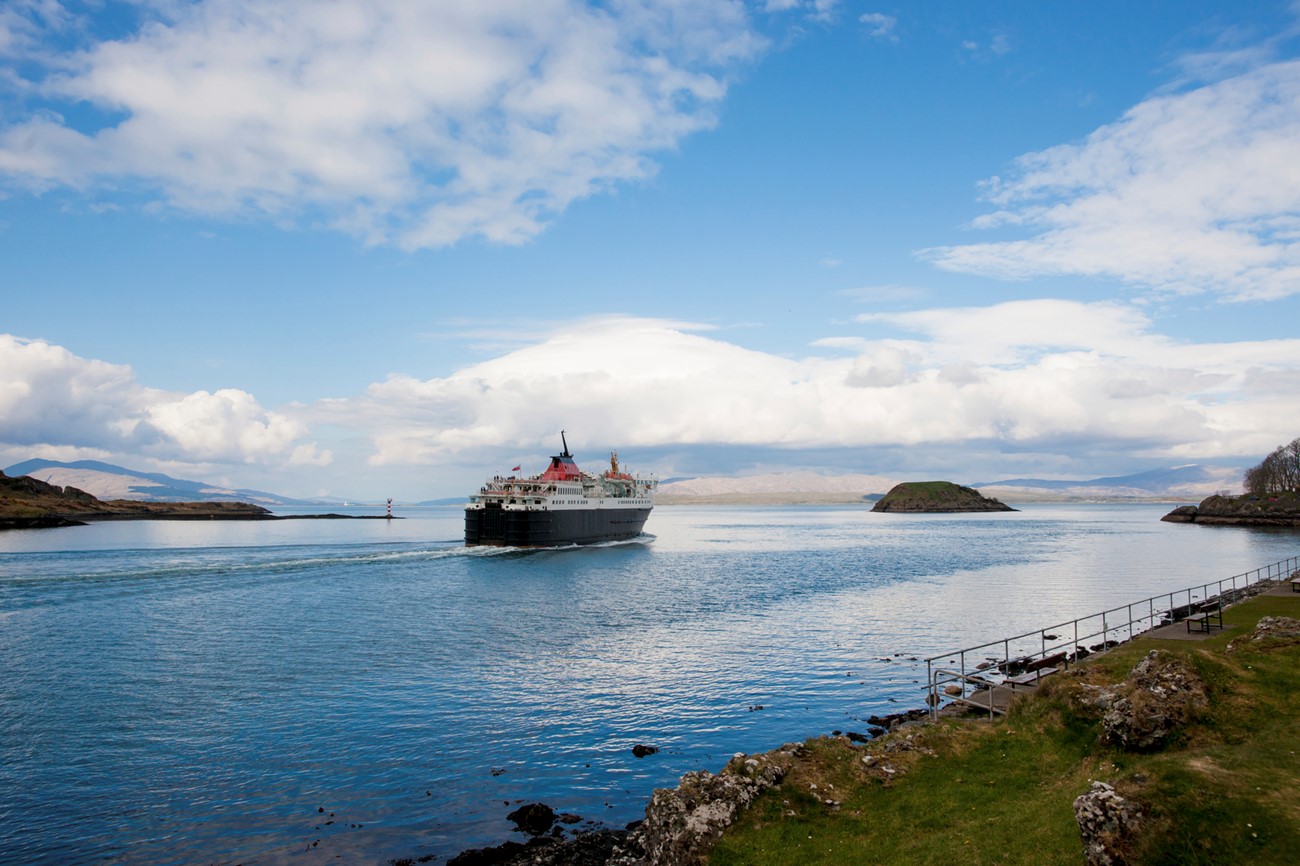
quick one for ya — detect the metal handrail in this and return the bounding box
[930,668,1007,719]
[924,554,1300,719]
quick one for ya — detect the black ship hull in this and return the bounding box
[464,504,652,547]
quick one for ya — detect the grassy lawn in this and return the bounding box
[709,592,1300,866]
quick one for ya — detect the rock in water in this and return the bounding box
[1074,781,1142,866]
[506,802,557,836]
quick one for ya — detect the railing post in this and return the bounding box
[927,659,934,720]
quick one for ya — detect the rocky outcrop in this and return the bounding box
[1161,491,1300,525]
[1227,615,1300,652]
[1088,651,1208,751]
[871,481,1016,513]
[1074,781,1143,866]
[612,746,802,866]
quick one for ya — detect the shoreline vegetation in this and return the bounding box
[0,470,392,530]
[431,587,1300,866]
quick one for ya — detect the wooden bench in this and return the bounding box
[1004,651,1068,690]
[1186,600,1224,633]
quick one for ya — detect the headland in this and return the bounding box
[0,470,389,529]
[1162,490,1300,526]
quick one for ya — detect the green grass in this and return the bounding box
[709,592,1300,866]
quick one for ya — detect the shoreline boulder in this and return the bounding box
[1074,781,1143,866]
[1097,651,1208,750]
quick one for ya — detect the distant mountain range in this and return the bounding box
[4,459,1243,508]
[975,464,1242,500]
[657,464,1241,503]
[3,459,335,506]
[658,470,900,499]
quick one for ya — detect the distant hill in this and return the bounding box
[871,481,1015,513]
[3,459,328,506]
[656,470,899,504]
[0,470,273,528]
[975,464,1242,501]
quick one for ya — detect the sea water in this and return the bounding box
[1,503,1296,864]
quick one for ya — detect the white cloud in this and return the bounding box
[0,334,327,465]
[8,309,1299,491]
[764,0,839,24]
[923,58,1300,301]
[837,283,927,302]
[0,0,763,248]
[809,0,841,24]
[312,309,1300,469]
[859,13,897,42]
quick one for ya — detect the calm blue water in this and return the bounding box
[1,503,1296,864]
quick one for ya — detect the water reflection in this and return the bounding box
[0,503,1295,864]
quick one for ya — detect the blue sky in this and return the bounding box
[3,0,1300,500]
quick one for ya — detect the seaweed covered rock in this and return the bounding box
[506,802,558,836]
[448,828,634,866]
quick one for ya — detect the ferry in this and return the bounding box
[464,433,657,547]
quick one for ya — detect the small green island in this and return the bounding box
[870,480,1016,513]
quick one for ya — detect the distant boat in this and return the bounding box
[464,432,656,547]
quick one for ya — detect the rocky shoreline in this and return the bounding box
[423,606,1300,866]
[0,508,396,530]
[1161,490,1300,526]
[410,707,940,866]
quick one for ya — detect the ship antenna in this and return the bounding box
[560,430,571,458]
